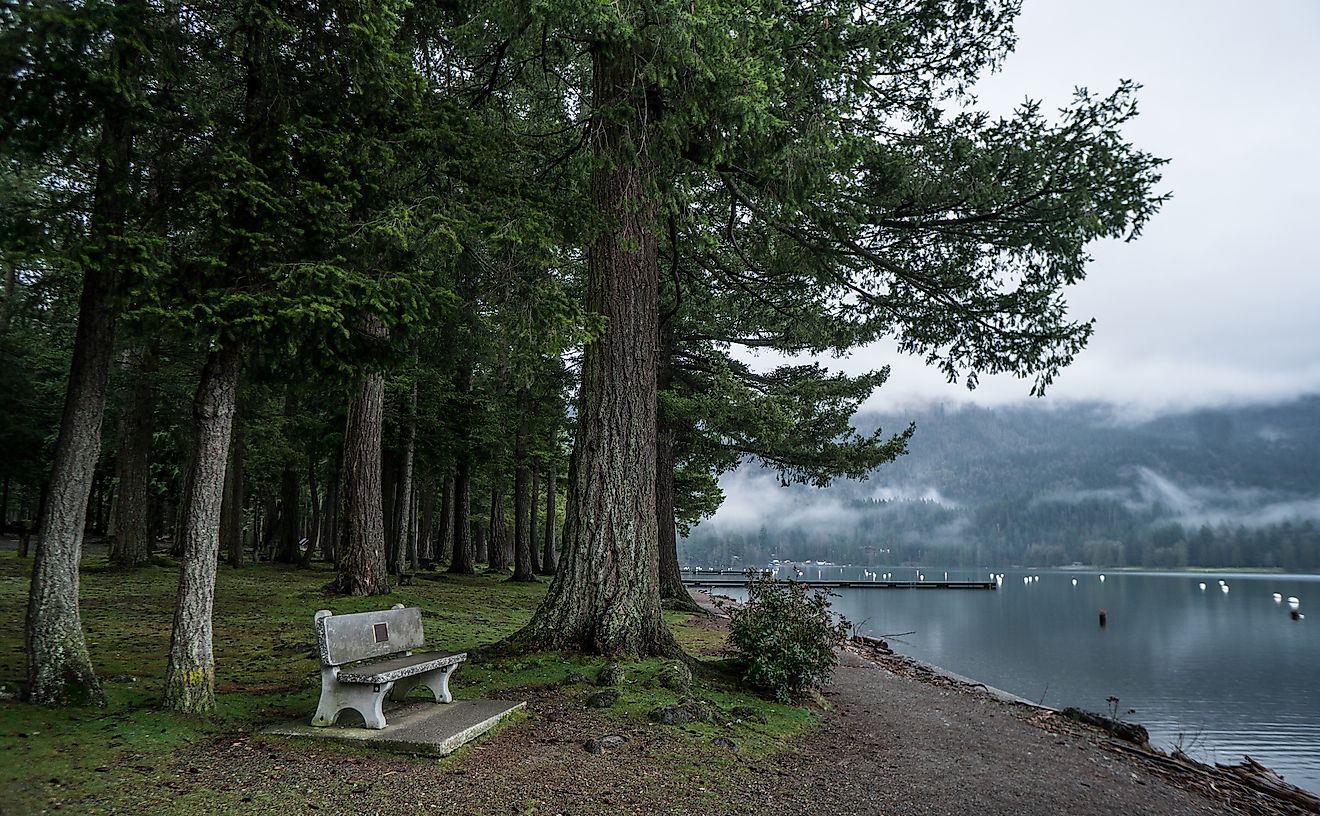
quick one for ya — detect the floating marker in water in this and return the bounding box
[1072,578,1078,586]
[1219,580,1226,586]
[1221,584,1230,594]
[1273,593,1283,603]
[1200,582,1207,591]
[1289,597,1301,608]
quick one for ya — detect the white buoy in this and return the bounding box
[1273,593,1283,603]
[1289,597,1301,608]
[1221,584,1230,594]
[1072,578,1078,586]
[1218,580,1226,586]
[1199,582,1207,591]
[1099,574,1106,583]
[1033,575,1039,583]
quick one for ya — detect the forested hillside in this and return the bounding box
[682,397,1320,570]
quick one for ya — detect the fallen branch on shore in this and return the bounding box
[1107,741,1320,815]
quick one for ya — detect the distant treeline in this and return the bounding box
[682,499,1320,571]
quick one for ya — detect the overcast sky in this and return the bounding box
[759,0,1320,414]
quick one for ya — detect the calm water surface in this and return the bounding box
[717,567,1320,793]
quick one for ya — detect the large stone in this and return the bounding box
[585,689,620,709]
[583,734,629,754]
[597,662,626,687]
[657,662,692,693]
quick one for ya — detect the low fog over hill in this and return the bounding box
[681,396,1320,570]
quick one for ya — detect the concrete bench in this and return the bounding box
[311,604,466,729]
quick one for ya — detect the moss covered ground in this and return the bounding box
[0,550,813,814]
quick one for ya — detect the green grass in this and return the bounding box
[0,551,816,814]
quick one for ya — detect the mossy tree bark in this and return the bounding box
[513,45,677,657]
[109,341,158,568]
[24,8,143,704]
[163,341,242,713]
[332,317,390,596]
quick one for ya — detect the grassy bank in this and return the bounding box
[0,550,811,814]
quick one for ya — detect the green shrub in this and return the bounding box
[722,571,850,703]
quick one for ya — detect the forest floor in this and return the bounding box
[0,543,1265,815]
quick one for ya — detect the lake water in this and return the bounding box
[712,566,1320,793]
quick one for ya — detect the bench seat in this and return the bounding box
[339,651,466,684]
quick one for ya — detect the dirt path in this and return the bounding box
[759,650,1227,815]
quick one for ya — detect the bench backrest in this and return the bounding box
[314,605,425,666]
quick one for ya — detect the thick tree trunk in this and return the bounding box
[333,319,390,596]
[513,46,676,656]
[447,460,473,573]
[163,341,242,713]
[221,407,245,568]
[24,27,140,699]
[540,467,557,575]
[488,484,509,572]
[510,414,536,582]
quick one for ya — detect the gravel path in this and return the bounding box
[760,650,1227,815]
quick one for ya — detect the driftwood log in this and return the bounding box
[1060,706,1150,746]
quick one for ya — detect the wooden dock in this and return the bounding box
[681,578,997,590]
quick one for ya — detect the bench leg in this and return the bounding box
[312,667,343,727]
[419,664,459,704]
[311,668,394,729]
